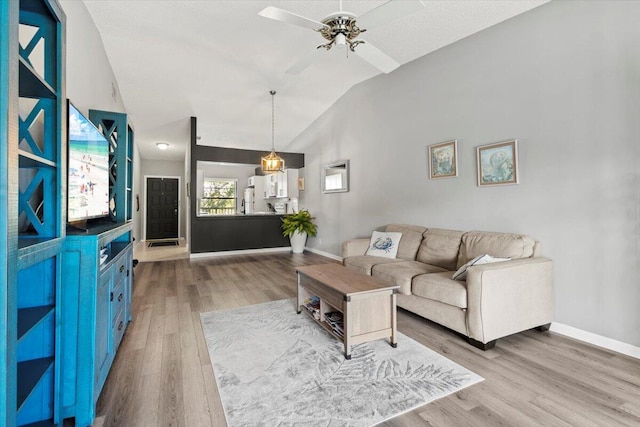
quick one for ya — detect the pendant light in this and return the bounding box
[261,90,285,173]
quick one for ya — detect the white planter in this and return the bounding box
[290,230,307,254]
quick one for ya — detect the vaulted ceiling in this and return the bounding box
[83,1,548,161]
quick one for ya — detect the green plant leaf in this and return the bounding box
[281,209,318,237]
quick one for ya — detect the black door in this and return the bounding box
[146,177,179,240]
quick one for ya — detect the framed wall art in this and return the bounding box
[476,139,519,186]
[428,140,458,179]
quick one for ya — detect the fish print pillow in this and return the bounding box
[365,231,402,259]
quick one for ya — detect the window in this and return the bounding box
[199,178,237,215]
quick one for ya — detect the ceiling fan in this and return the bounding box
[259,0,425,74]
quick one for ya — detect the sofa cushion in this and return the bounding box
[385,224,426,261]
[416,228,464,271]
[372,261,447,295]
[343,256,403,276]
[365,231,402,259]
[451,254,511,281]
[412,272,468,309]
[457,231,536,269]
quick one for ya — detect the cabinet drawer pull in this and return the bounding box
[110,292,114,302]
[118,293,123,302]
[119,265,125,273]
[118,321,124,331]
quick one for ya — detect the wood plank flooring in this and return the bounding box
[92,252,640,426]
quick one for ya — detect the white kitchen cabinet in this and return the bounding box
[262,169,300,199]
[276,172,287,198]
[264,174,277,198]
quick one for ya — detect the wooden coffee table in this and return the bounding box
[296,263,400,359]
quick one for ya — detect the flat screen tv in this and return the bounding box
[67,101,110,223]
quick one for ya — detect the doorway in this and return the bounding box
[145,177,180,244]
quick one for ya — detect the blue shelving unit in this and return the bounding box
[88,110,135,223]
[1,0,66,425]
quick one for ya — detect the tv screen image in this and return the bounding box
[67,102,110,223]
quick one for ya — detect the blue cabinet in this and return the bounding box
[1,0,66,425]
[61,222,133,426]
[95,268,112,391]
[2,2,137,425]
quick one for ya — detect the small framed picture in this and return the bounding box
[477,139,519,186]
[428,140,458,179]
[298,177,305,191]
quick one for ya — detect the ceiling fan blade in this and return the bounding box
[285,48,325,75]
[258,6,328,31]
[353,42,400,74]
[357,0,425,30]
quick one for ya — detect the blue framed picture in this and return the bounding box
[428,140,458,179]
[477,139,519,186]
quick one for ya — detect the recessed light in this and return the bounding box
[156,142,169,150]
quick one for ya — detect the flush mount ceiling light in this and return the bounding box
[261,90,285,174]
[156,142,169,150]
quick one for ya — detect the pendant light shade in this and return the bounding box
[262,90,285,173]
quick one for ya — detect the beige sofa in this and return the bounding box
[342,224,553,350]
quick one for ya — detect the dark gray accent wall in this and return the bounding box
[190,215,288,253]
[194,144,304,169]
[286,1,640,347]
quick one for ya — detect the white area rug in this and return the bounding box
[200,299,483,426]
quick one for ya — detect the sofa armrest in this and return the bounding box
[342,238,370,258]
[465,257,553,344]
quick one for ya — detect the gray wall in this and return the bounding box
[140,159,187,240]
[133,135,142,242]
[63,0,126,114]
[286,1,640,347]
[62,0,143,242]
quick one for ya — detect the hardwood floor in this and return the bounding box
[93,252,640,426]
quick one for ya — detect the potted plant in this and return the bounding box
[281,209,317,254]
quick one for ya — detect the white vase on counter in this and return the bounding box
[290,230,307,254]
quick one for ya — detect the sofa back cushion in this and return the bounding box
[385,224,426,260]
[416,228,464,271]
[457,231,536,269]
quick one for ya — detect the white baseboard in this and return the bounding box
[550,322,640,360]
[305,247,343,262]
[189,246,343,260]
[189,247,291,258]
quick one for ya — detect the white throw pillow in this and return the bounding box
[365,231,402,259]
[452,254,511,281]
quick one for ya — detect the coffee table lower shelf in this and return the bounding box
[299,305,345,342]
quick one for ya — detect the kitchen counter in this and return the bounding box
[197,212,284,217]
[191,213,289,253]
